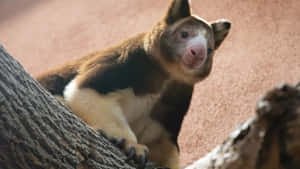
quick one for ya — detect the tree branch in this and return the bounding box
[185,83,300,169]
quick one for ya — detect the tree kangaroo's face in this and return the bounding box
[155,0,231,84]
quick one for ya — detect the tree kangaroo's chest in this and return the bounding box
[116,88,161,123]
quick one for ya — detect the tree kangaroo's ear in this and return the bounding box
[164,0,191,25]
[211,19,231,49]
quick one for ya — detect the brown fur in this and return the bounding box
[36,0,230,168]
[147,131,180,169]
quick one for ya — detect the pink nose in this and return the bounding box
[182,45,206,68]
[189,45,206,59]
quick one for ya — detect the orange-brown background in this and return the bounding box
[1,0,299,167]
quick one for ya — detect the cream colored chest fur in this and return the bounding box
[63,79,166,144]
[117,88,161,123]
[63,79,162,125]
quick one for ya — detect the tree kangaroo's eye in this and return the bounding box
[181,31,189,39]
[207,48,213,55]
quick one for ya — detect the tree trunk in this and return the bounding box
[0,44,299,169]
[0,45,159,169]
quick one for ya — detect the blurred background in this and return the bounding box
[0,0,299,167]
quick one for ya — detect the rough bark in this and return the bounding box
[185,83,300,169]
[0,45,160,169]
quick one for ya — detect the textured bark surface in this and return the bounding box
[185,83,300,169]
[0,45,160,169]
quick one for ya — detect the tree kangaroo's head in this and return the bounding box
[147,0,231,84]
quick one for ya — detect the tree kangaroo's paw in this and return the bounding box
[124,141,149,169]
[108,136,126,148]
[108,136,148,168]
[97,129,109,139]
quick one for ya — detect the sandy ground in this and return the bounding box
[1,0,299,167]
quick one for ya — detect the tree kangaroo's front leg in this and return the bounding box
[133,118,179,169]
[63,80,148,166]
